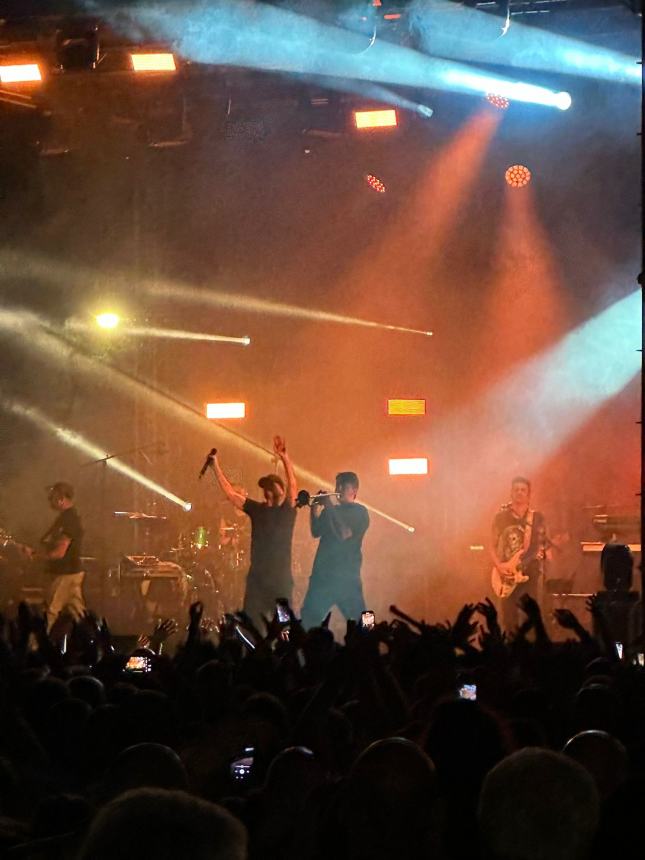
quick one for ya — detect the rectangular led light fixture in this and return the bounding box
[206,402,246,420]
[0,63,42,84]
[388,458,429,476]
[354,109,398,129]
[387,399,426,416]
[131,53,177,73]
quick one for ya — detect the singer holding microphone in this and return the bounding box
[300,471,369,629]
[205,437,297,627]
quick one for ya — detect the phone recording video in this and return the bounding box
[360,610,375,631]
[230,747,255,782]
[459,683,477,701]
[276,598,290,625]
[125,654,153,673]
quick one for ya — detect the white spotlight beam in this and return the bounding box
[117,0,572,109]
[0,251,433,337]
[145,281,433,337]
[0,310,416,533]
[407,0,640,87]
[2,397,191,511]
[69,320,251,345]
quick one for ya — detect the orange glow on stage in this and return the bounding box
[387,399,426,416]
[336,109,500,320]
[206,402,246,419]
[474,183,569,393]
[388,458,429,476]
[354,109,398,129]
[131,53,177,73]
[0,63,42,84]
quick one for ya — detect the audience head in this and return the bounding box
[77,788,247,860]
[98,743,189,803]
[478,748,599,860]
[563,730,628,800]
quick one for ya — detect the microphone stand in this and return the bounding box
[82,442,165,577]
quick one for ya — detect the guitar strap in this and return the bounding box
[523,510,534,554]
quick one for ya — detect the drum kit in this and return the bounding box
[108,510,250,626]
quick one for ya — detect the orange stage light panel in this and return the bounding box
[384,13,402,19]
[131,53,177,73]
[354,109,397,129]
[0,63,42,83]
[206,402,246,419]
[387,399,426,416]
[388,458,429,476]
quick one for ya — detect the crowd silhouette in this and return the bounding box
[0,585,643,860]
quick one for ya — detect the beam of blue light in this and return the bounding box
[101,0,572,110]
[482,289,640,467]
[408,0,640,86]
[437,289,640,532]
[443,70,571,109]
[299,73,434,119]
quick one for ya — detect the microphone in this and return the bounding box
[198,448,217,479]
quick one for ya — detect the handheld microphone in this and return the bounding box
[199,448,217,479]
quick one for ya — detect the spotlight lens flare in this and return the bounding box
[486,93,510,110]
[505,164,532,188]
[95,312,120,330]
[555,91,572,111]
[366,174,386,193]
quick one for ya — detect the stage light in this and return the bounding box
[95,312,120,330]
[206,402,246,419]
[366,174,386,193]
[387,399,426,416]
[554,91,572,111]
[486,93,510,110]
[354,109,398,129]
[0,63,42,84]
[388,458,429,476]
[183,501,193,512]
[505,165,532,188]
[131,52,177,72]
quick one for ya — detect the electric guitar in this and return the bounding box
[491,549,529,599]
[491,532,569,599]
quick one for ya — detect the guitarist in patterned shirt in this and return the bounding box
[490,476,548,632]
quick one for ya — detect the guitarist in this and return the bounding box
[490,476,548,631]
[22,482,86,630]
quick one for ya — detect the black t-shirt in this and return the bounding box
[311,502,370,580]
[44,507,83,576]
[243,499,296,586]
[492,506,546,573]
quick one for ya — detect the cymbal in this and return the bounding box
[113,511,168,522]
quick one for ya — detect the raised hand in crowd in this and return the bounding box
[553,608,593,643]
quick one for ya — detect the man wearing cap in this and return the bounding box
[210,437,297,626]
[36,482,85,629]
